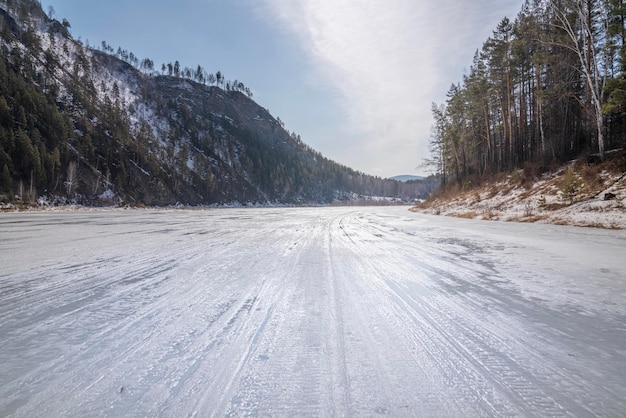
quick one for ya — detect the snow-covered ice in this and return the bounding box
[1,207,625,416]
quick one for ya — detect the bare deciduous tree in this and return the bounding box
[65,161,78,198]
[550,0,608,158]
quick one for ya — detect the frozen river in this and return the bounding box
[1,207,625,416]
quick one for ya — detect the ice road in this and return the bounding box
[1,207,625,417]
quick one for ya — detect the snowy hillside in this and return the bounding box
[0,0,427,206]
[415,152,626,229]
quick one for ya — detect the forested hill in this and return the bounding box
[429,0,626,187]
[0,0,430,206]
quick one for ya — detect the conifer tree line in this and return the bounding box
[428,0,626,187]
[7,0,253,98]
[98,40,253,98]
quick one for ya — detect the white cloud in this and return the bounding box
[258,0,522,176]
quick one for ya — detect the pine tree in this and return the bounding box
[0,163,11,192]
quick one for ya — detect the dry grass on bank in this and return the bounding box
[413,151,626,229]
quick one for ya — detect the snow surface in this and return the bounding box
[1,207,625,416]
[418,169,626,229]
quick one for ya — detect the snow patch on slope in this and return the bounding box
[415,163,626,229]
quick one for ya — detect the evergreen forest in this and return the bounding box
[429,0,626,187]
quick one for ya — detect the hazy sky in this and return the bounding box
[42,0,522,178]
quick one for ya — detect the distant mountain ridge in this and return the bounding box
[390,175,424,183]
[0,0,433,206]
